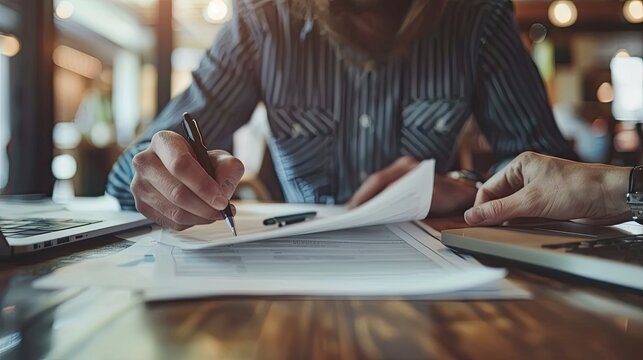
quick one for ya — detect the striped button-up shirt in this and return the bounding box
[107,0,573,209]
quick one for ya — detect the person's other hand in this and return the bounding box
[346,156,477,215]
[347,156,419,208]
[130,131,245,230]
[464,152,631,226]
[430,175,478,215]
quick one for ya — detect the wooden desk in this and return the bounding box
[0,217,642,359]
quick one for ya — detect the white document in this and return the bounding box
[33,223,529,300]
[149,222,508,299]
[161,159,435,249]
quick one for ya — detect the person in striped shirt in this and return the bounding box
[107,0,575,230]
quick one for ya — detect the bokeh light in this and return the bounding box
[55,0,75,20]
[51,154,77,180]
[549,1,578,27]
[0,34,21,57]
[53,45,103,79]
[90,122,115,148]
[623,0,643,23]
[204,0,229,23]
[615,49,631,58]
[528,23,548,43]
[596,82,613,103]
[53,122,82,150]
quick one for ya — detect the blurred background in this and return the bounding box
[0,0,641,200]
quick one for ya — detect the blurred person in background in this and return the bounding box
[552,103,610,164]
[107,0,575,230]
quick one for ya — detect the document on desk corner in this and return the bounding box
[161,159,435,250]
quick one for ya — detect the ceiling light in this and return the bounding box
[204,0,229,24]
[548,1,578,28]
[55,0,75,20]
[624,0,643,23]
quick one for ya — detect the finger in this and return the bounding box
[151,131,228,210]
[133,152,223,221]
[464,188,535,226]
[134,198,190,231]
[133,176,219,227]
[141,176,223,225]
[208,150,245,199]
[139,186,216,227]
[474,159,526,206]
[348,156,418,207]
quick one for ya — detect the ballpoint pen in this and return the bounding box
[181,112,237,236]
[263,211,317,227]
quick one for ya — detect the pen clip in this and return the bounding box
[181,112,216,178]
[182,113,207,148]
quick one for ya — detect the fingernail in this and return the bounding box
[464,207,482,225]
[213,195,228,209]
[222,179,235,195]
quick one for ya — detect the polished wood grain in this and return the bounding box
[1,217,642,359]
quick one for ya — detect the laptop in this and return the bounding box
[441,220,643,290]
[0,199,151,256]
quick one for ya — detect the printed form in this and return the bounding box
[146,222,509,299]
[34,223,528,300]
[33,158,529,300]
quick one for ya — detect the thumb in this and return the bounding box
[464,189,535,226]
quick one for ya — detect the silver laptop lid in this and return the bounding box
[0,210,151,256]
[442,221,643,290]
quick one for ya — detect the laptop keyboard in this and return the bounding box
[542,234,643,266]
[0,217,102,238]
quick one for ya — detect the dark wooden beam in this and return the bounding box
[6,0,55,195]
[155,0,173,115]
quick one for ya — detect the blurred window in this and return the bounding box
[611,56,643,121]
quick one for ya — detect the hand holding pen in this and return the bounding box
[129,112,244,232]
[182,113,238,235]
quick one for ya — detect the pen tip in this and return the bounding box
[225,217,237,237]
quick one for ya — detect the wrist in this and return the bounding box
[446,169,484,189]
[603,166,632,218]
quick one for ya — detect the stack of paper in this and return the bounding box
[35,223,527,300]
[161,160,436,249]
[34,159,529,300]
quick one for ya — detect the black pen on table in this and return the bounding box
[181,112,237,236]
[263,212,317,227]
